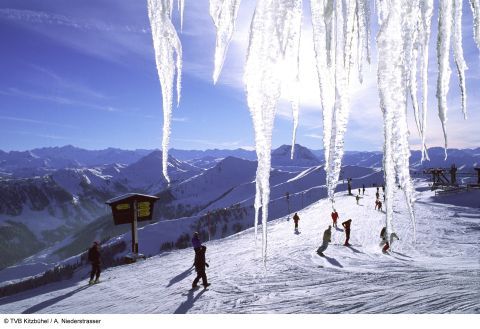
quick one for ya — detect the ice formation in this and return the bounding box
[453,0,468,120]
[377,0,417,242]
[146,0,478,261]
[311,0,371,205]
[244,0,302,263]
[470,0,480,49]
[147,0,183,184]
[209,0,242,84]
[436,0,453,159]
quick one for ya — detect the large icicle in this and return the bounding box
[244,0,302,264]
[470,0,480,49]
[210,0,242,84]
[377,0,416,243]
[453,0,468,119]
[311,0,335,180]
[147,0,183,184]
[325,0,353,204]
[436,0,453,159]
[283,4,302,160]
[419,0,433,162]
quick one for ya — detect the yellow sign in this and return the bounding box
[116,203,130,210]
[138,202,151,210]
[138,209,151,217]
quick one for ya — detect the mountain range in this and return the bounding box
[0,143,478,284]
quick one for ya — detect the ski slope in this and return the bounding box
[0,184,479,313]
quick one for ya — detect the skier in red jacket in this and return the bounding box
[331,210,339,228]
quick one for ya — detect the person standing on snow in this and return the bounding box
[362,184,365,195]
[192,245,210,288]
[356,194,360,205]
[293,213,300,231]
[88,241,101,284]
[377,200,383,211]
[380,227,399,253]
[331,210,339,228]
[342,219,352,246]
[192,232,202,251]
[317,225,332,256]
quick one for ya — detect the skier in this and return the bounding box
[192,232,202,251]
[358,188,361,195]
[293,212,300,231]
[380,227,400,253]
[192,245,210,288]
[356,194,360,205]
[375,199,379,210]
[376,186,379,193]
[317,225,332,256]
[362,184,365,195]
[342,219,352,246]
[377,200,383,211]
[331,209,339,228]
[88,241,101,284]
[375,191,380,200]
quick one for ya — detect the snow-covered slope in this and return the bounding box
[1,183,478,313]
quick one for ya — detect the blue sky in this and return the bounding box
[0,0,478,152]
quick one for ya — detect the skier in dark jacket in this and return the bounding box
[191,232,201,251]
[293,213,300,231]
[192,245,210,288]
[88,241,101,284]
[342,219,352,246]
[362,184,365,195]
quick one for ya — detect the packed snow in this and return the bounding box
[1,183,478,313]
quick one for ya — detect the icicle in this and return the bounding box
[147,0,183,184]
[245,0,303,264]
[470,0,480,49]
[325,0,357,204]
[436,0,453,159]
[283,3,302,160]
[355,0,371,83]
[419,0,433,162]
[290,103,299,160]
[311,0,335,179]
[377,0,416,243]
[178,0,185,30]
[404,1,421,134]
[453,0,468,119]
[210,0,242,84]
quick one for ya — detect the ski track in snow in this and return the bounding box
[1,185,479,314]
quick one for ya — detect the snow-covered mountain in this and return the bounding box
[170,148,257,161]
[0,146,150,178]
[0,152,199,270]
[271,144,321,168]
[0,182,478,313]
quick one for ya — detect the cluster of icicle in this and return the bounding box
[147,0,479,264]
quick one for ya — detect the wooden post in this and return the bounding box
[475,168,480,184]
[133,200,138,254]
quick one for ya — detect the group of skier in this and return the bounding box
[85,184,397,287]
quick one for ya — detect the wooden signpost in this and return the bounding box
[106,193,159,262]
